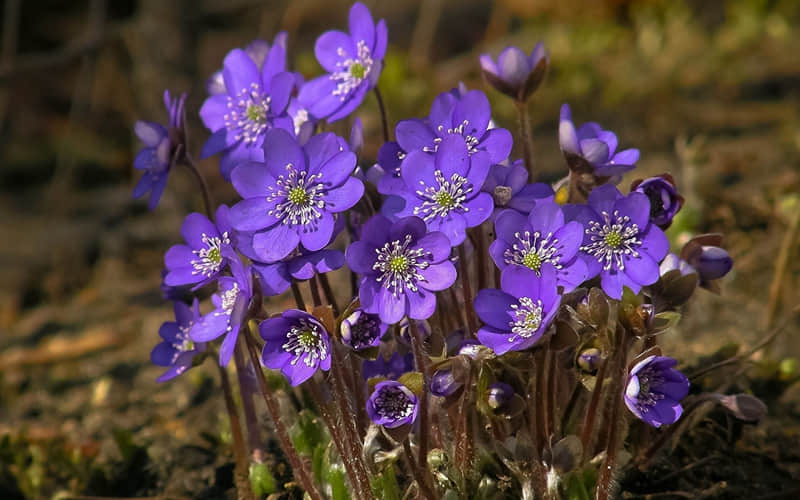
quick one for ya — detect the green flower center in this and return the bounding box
[604,231,623,248]
[288,186,309,205]
[246,103,266,123]
[181,339,195,351]
[298,329,317,346]
[389,256,409,273]
[522,252,542,271]
[435,191,455,209]
[350,62,366,79]
[207,247,221,265]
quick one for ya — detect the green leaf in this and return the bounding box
[651,311,681,334]
[249,462,277,496]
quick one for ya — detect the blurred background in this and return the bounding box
[1,0,799,498]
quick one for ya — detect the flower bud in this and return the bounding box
[631,174,684,229]
[480,43,548,102]
[430,369,463,398]
[578,348,601,374]
[340,309,386,351]
[398,318,431,345]
[690,246,733,282]
[487,382,515,410]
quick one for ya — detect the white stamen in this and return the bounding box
[413,169,472,221]
[224,82,272,145]
[580,210,642,271]
[282,319,329,368]
[373,234,431,296]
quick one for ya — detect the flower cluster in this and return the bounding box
[134,4,740,498]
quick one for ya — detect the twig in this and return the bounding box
[689,308,798,381]
[291,281,307,312]
[318,273,339,316]
[765,206,800,329]
[409,320,432,476]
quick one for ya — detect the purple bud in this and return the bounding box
[340,309,386,351]
[480,43,548,102]
[430,369,463,398]
[690,246,733,282]
[367,380,419,428]
[578,348,601,373]
[487,382,515,410]
[632,174,684,229]
[458,340,483,359]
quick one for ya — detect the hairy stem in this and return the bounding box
[217,364,255,500]
[580,356,608,460]
[409,320,432,478]
[318,273,340,316]
[243,333,324,500]
[514,100,535,180]
[233,340,262,461]
[457,245,478,335]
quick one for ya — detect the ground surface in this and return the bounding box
[1,1,800,498]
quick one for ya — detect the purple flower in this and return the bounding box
[569,185,669,300]
[487,382,515,410]
[206,38,282,95]
[199,35,295,180]
[341,309,387,351]
[490,201,587,292]
[133,90,186,210]
[363,352,414,380]
[632,174,684,229]
[383,136,494,245]
[394,90,512,164]
[190,258,253,366]
[624,355,689,428]
[298,2,387,123]
[235,220,345,296]
[164,205,234,288]
[482,160,554,220]
[151,299,206,382]
[371,140,406,195]
[259,309,331,386]
[346,215,457,324]
[367,380,418,428]
[228,129,363,262]
[474,266,561,355]
[480,42,548,102]
[559,103,640,178]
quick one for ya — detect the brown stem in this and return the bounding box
[318,273,340,316]
[454,370,475,480]
[373,86,390,143]
[291,281,307,312]
[243,333,324,500]
[408,320,432,478]
[308,278,322,307]
[233,339,262,460]
[350,354,368,437]
[595,332,631,500]
[403,438,437,500]
[217,364,255,500]
[457,245,478,335]
[580,356,608,460]
[545,346,557,440]
[514,100,535,180]
[475,225,488,291]
[534,348,547,455]
[182,154,214,219]
[329,346,374,500]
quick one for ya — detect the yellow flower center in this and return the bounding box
[522,252,542,271]
[389,256,409,273]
